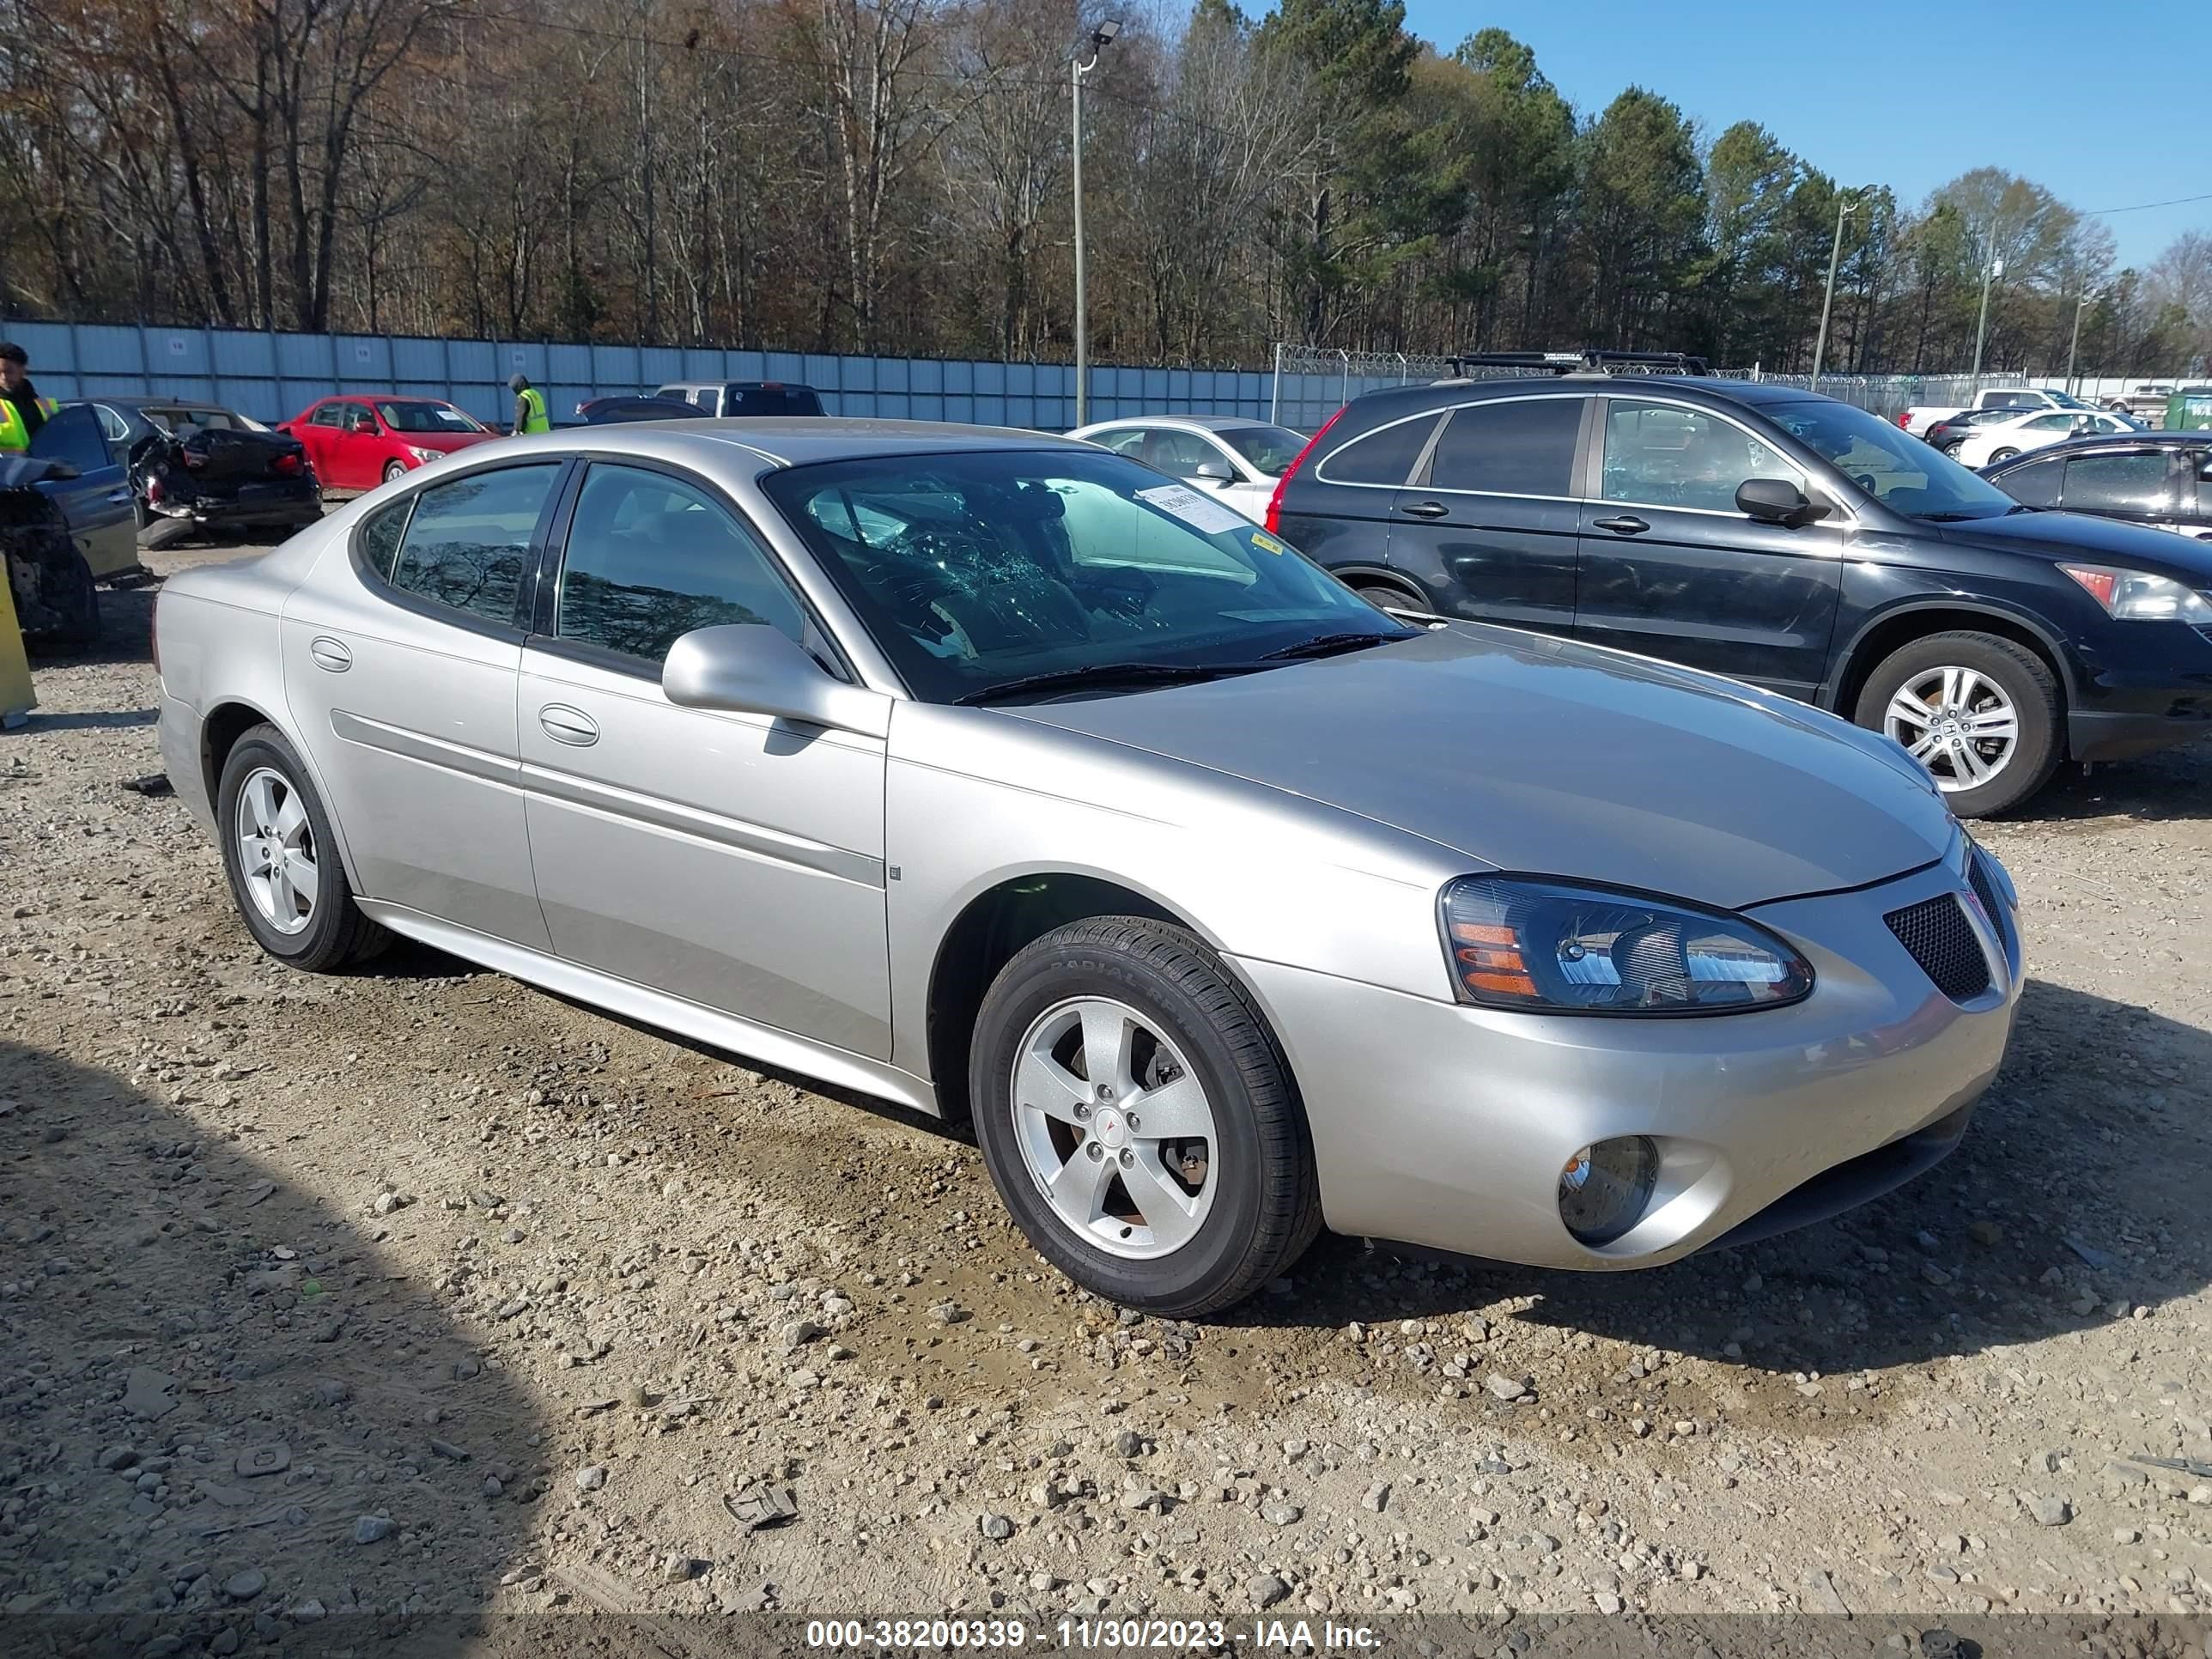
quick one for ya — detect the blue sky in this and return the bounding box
[1398,0,2210,270]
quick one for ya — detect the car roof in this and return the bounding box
[1346,374,1837,417]
[91,396,234,413]
[1078,414,1280,433]
[1986,430,2209,465]
[464,417,1087,472]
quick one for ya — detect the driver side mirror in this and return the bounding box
[1736,477,1831,529]
[663,623,890,739]
[1192,459,1234,485]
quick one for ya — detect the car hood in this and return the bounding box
[1933,507,2212,582]
[1006,625,1956,912]
[399,430,499,453]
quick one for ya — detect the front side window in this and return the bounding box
[1765,399,2021,520]
[1317,412,1441,486]
[1601,401,1797,514]
[2063,452,2175,516]
[377,401,484,434]
[555,464,804,665]
[694,388,722,412]
[387,464,560,626]
[762,447,1404,704]
[1141,428,1217,479]
[1992,455,2061,508]
[1427,398,1581,497]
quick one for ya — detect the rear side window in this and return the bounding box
[359,498,411,577]
[309,404,343,428]
[1317,412,1441,485]
[2063,452,2176,516]
[388,464,561,627]
[1993,456,2061,508]
[555,464,804,665]
[1425,398,1583,497]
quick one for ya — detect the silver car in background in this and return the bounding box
[155,420,2022,1316]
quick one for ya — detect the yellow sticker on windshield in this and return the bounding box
[1249,532,1285,555]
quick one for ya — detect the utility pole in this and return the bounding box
[1809,191,1858,392]
[1969,250,2004,394]
[1071,19,1121,427]
[2065,292,2094,395]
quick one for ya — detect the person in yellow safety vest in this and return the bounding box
[0,341,58,453]
[510,373,550,437]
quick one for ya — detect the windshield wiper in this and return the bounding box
[953,661,1264,706]
[1257,629,1413,662]
[1912,511,2002,522]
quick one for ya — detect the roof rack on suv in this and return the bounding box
[1442,349,1711,379]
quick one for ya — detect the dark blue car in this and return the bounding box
[1269,364,2212,816]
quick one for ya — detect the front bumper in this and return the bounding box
[1232,849,2021,1270]
[2067,622,2212,761]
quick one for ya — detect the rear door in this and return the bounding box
[1384,393,1586,633]
[1573,396,1844,698]
[1276,407,1443,580]
[29,404,137,579]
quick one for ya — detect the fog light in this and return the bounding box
[1559,1137,1658,1245]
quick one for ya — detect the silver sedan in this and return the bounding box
[155,420,2022,1316]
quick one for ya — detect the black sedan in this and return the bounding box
[77,397,321,547]
[573,395,698,424]
[1981,431,2212,541]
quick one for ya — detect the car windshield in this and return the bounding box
[1766,399,2021,520]
[763,447,1406,703]
[376,401,485,434]
[1215,424,1308,476]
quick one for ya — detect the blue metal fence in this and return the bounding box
[0,319,1316,434]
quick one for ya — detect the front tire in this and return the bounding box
[382,459,408,484]
[1855,631,2061,817]
[216,724,389,971]
[969,918,1321,1316]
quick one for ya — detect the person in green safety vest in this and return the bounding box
[510,373,550,437]
[0,342,58,453]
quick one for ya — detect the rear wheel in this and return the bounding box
[1349,577,1425,614]
[969,918,1320,1316]
[1986,447,2021,464]
[216,724,389,971]
[1855,631,2060,817]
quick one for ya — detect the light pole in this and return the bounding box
[1969,250,2004,394]
[1809,191,1858,392]
[1071,18,1121,427]
[2064,291,2094,395]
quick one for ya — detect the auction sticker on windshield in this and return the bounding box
[1136,483,1249,537]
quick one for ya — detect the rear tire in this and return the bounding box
[216,724,390,971]
[1986,447,2021,464]
[1854,631,2061,817]
[969,917,1321,1316]
[1350,578,1426,614]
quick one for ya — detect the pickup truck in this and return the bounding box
[2104,384,2176,421]
[1898,386,2098,439]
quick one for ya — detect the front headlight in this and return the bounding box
[2060,564,2212,623]
[1439,876,1814,1015]
[406,446,443,465]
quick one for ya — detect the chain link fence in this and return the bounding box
[1268,343,2024,431]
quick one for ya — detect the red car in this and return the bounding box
[278,395,499,489]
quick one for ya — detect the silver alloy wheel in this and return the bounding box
[234,766,319,935]
[1883,665,2020,793]
[1010,996,1218,1261]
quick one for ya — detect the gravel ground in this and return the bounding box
[3,544,2211,1646]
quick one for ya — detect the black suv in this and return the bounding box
[1267,368,2212,816]
[1981,431,2212,541]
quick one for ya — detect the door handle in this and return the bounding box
[307,636,352,673]
[106,487,134,505]
[1591,515,1650,535]
[538,704,599,746]
[1398,500,1449,520]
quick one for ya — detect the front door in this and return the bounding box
[1575,397,1844,699]
[516,459,892,1058]
[281,459,565,947]
[1385,393,1587,634]
[30,404,137,579]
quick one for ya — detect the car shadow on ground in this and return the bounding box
[2011,737,2212,824]
[0,1039,545,1647]
[1224,979,2212,1376]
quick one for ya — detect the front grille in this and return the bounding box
[1885,894,1991,1003]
